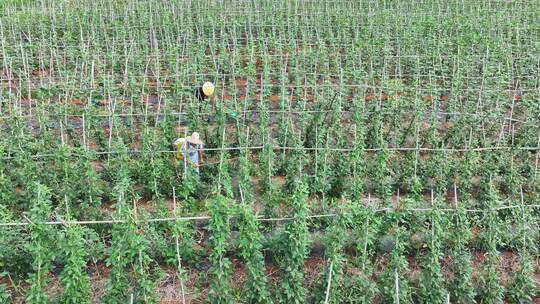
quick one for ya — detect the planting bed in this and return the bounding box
[0,0,539,303]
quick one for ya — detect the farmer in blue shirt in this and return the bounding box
[174,132,204,176]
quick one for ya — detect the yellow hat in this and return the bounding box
[202,81,215,97]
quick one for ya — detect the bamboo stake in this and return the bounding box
[323,261,334,304]
[14,208,540,227]
[217,121,226,193]
[454,183,458,208]
[59,118,65,146]
[3,145,539,161]
[0,110,530,123]
[183,127,188,177]
[394,269,400,304]
[173,187,187,304]
[82,113,87,151]
[535,130,540,179]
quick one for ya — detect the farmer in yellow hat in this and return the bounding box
[174,131,204,176]
[195,81,215,101]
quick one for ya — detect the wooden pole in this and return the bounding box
[173,187,187,304]
[323,261,334,304]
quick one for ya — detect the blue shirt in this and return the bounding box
[181,142,201,173]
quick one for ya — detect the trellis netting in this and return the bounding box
[0,0,539,303]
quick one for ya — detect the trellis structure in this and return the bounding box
[1,0,539,303]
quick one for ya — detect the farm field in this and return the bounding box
[0,0,539,303]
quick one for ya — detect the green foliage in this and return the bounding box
[418,202,447,303]
[455,151,477,201]
[138,123,165,198]
[313,203,349,303]
[349,111,367,200]
[1,1,540,302]
[478,251,504,304]
[311,125,332,197]
[216,152,234,199]
[132,224,162,304]
[476,179,505,250]
[25,183,56,304]
[176,169,202,213]
[0,0,36,11]
[103,195,134,302]
[207,195,233,304]
[257,101,277,193]
[449,204,476,303]
[107,138,133,187]
[237,146,254,204]
[280,181,310,304]
[75,149,104,214]
[506,253,536,303]
[340,272,378,304]
[477,181,504,304]
[369,111,393,203]
[399,151,423,199]
[104,177,160,303]
[341,204,379,303]
[58,224,92,304]
[421,118,450,196]
[236,204,272,304]
[506,187,536,303]
[0,204,30,279]
[169,212,200,267]
[380,228,413,304]
[450,251,476,303]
